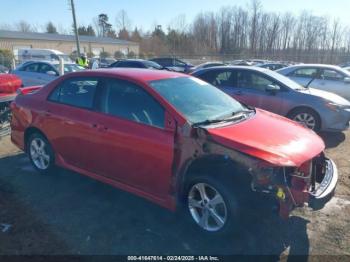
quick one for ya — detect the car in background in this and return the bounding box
[109,59,164,70]
[0,73,22,134]
[343,66,350,72]
[99,57,116,68]
[277,64,350,101]
[11,68,337,235]
[149,57,193,72]
[187,62,226,73]
[18,48,72,64]
[12,61,84,86]
[192,66,350,132]
[339,62,350,67]
[0,65,9,74]
[258,63,288,71]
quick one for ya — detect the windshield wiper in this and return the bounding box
[193,109,254,127]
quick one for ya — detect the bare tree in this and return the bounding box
[16,20,35,32]
[115,9,131,31]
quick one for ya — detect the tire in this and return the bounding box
[183,175,240,236]
[27,133,56,175]
[288,107,321,131]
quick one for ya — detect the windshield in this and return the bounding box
[53,64,84,73]
[149,77,246,124]
[264,69,306,89]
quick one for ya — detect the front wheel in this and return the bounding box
[27,133,55,175]
[184,175,239,236]
[288,108,321,131]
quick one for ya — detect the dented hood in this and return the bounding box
[206,109,325,167]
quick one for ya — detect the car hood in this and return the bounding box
[299,88,350,106]
[206,109,325,167]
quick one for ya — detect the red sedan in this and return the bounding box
[10,69,337,235]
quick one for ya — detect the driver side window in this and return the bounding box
[320,69,344,81]
[237,71,275,92]
[99,79,165,128]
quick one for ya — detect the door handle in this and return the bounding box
[91,123,108,132]
[44,110,51,117]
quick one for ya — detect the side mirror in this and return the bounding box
[46,71,58,76]
[344,77,350,83]
[266,84,280,93]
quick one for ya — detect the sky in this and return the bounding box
[1,0,349,33]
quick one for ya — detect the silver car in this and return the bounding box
[12,61,84,87]
[277,64,350,101]
[192,66,350,132]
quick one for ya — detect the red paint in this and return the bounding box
[10,69,327,214]
[207,109,325,166]
[0,74,22,93]
[17,85,42,95]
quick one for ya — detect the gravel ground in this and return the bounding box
[0,131,349,258]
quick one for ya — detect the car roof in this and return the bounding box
[284,64,341,69]
[192,65,270,74]
[73,68,188,82]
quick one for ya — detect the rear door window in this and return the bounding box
[49,77,98,109]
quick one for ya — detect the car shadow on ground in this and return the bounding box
[0,153,309,259]
[319,131,346,149]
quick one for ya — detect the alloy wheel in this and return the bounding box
[293,113,316,130]
[30,138,50,170]
[188,183,228,232]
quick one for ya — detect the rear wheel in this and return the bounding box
[27,133,55,175]
[288,108,321,131]
[184,175,239,236]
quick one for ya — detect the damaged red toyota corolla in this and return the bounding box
[10,69,337,235]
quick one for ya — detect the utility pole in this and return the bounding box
[70,0,81,57]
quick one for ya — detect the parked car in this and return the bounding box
[258,63,288,71]
[191,66,350,131]
[109,59,164,70]
[277,64,350,101]
[18,48,72,64]
[12,61,84,86]
[0,65,9,73]
[149,57,193,72]
[11,68,337,235]
[99,57,116,68]
[0,73,22,134]
[338,61,350,67]
[187,62,226,73]
[343,66,350,72]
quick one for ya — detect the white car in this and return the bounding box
[277,64,350,101]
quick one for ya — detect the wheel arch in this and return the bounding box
[24,126,49,152]
[286,105,322,127]
[176,154,251,205]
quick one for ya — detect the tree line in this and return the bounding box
[1,0,350,63]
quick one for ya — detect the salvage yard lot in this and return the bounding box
[0,131,349,257]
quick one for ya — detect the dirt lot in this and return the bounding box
[0,131,349,258]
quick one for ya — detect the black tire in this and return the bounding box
[288,107,321,132]
[27,132,56,175]
[183,175,240,236]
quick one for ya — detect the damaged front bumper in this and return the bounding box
[308,158,338,208]
[279,157,338,218]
